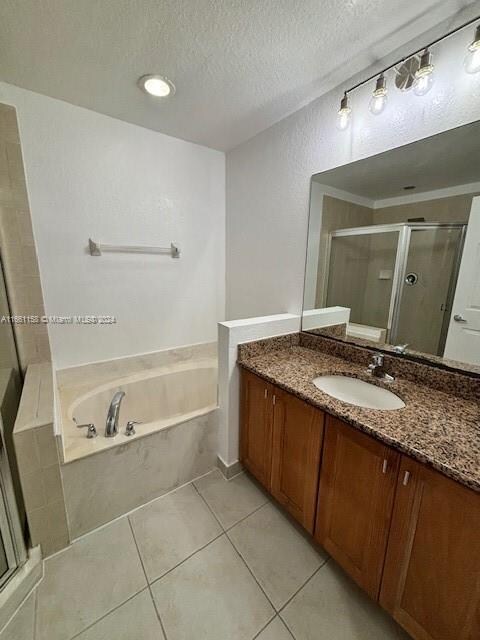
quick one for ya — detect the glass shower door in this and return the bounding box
[326,229,400,332]
[393,226,465,356]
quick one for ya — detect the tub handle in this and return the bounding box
[76,423,97,439]
[125,421,140,436]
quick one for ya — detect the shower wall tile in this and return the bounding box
[14,363,69,556]
[0,103,51,369]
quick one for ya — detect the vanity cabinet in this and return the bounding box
[239,368,480,640]
[240,370,273,490]
[240,370,324,530]
[270,387,324,533]
[314,415,400,599]
[380,457,480,640]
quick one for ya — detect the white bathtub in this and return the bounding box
[61,359,218,463]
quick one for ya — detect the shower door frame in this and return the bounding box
[325,222,467,348]
[0,425,27,589]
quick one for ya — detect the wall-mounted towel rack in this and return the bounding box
[88,238,180,258]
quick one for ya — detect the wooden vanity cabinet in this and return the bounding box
[270,387,324,533]
[380,457,480,640]
[240,369,274,490]
[314,415,400,600]
[240,370,480,640]
[240,370,324,530]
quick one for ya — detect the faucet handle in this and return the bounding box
[372,353,384,366]
[125,420,140,436]
[393,343,409,354]
[76,423,97,438]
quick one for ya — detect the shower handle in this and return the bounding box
[453,314,467,323]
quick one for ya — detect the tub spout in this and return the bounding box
[105,391,125,437]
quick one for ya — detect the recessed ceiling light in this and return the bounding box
[138,74,175,98]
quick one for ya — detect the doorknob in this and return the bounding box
[453,314,467,323]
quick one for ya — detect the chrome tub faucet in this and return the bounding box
[105,391,125,437]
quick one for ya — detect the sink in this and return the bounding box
[312,375,405,410]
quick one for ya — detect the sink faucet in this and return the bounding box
[105,391,125,437]
[367,353,394,381]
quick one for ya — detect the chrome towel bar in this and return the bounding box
[88,238,180,258]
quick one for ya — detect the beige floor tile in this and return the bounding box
[0,590,35,640]
[129,483,222,582]
[256,616,293,640]
[75,589,164,640]
[36,518,146,640]
[229,502,326,609]
[151,535,274,640]
[193,470,268,529]
[281,561,411,640]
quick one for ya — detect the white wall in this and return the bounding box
[226,16,480,320]
[0,82,225,369]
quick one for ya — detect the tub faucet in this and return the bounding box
[105,391,125,437]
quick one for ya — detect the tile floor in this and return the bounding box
[3,469,411,640]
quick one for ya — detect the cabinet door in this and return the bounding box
[240,369,273,490]
[380,457,480,640]
[315,416,400,599]
[270,388,324,533]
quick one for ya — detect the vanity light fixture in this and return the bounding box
[369,74,388,115]
[465,24,480,74]
[337,92,352,130]
[413,49,434,96]
[138,74,175,98]
[335,15,479,130]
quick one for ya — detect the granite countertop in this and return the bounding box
[239,345,480,492]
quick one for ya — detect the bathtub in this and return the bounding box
[61,359,218,463]
[58,355,219,537]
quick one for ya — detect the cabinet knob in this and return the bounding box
[264,388,268,399]
[382,459,388,474]
[403,471,411,486]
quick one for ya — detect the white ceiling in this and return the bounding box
[0,0,477,151]
[313,120,480,200]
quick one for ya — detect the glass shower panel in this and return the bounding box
[326,231,399,330]
[395,227,463,356]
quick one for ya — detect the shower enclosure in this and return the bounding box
[0,257,26,591]
[324,222,466,356]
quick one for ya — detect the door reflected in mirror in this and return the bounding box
[303,120,480,369]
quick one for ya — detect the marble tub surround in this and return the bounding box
[56,341,217,392]
[59,358,217,463]
[61,409,218,538]
[56,341,217,463]
[13,363,69,556]
[238,335,480,492]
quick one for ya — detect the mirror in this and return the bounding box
[303,120,480,369]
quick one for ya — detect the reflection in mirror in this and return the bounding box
[303,120,480,368]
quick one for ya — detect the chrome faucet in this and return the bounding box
[367,353,394,381]
[105,391,125,437]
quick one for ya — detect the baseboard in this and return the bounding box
[216,456,243,479]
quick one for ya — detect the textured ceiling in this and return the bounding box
[313,121,480,200]
[0,0,476,150]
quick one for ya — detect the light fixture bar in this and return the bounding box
[342,14,480,98]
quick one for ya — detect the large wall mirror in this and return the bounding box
[303,120,480,369]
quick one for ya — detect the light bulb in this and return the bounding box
[138,74,175,97]
[413,49,434,96]
[465,25,480,74]
[336,93,351,131]
[369,74,387,115]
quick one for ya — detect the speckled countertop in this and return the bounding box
[238,339,480,492]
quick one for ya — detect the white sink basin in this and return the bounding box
[312,375,405,410]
